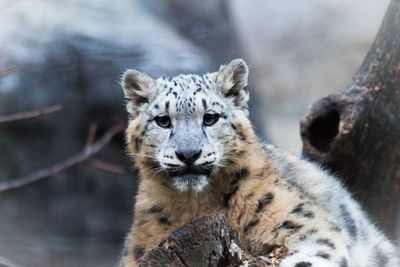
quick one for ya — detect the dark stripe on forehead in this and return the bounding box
[202,99,207,110]
[165,101,170,112]
[212,101,224,108]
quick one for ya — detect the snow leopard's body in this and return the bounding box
[120,59,399,267]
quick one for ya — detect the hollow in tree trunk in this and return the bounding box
[301,0,400,241]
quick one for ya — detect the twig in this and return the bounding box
[0,66,16,77]
[0,124,125,192]
[0,104,63,124]
[85,123,98,149]
[85,158,126,175]
[0,255,26,267]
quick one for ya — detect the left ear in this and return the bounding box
[215,58,249,108]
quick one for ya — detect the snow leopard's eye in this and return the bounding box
[203,113,220,126]
[155,116,172,128]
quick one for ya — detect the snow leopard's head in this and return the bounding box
[122,59,255,192]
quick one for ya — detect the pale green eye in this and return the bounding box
[203,113,220,126]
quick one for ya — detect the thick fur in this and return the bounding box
[120,59,399,267]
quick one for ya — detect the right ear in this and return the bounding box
[121,69,155,115]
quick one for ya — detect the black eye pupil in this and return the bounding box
[155,116,171,128]
[203,113,219,126]
[156,114,219,128]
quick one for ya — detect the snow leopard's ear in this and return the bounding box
[214,58,249,109]
[121,69,155,115]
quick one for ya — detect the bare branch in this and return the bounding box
[0,104,63,124]
[85,158,126,175]
[0,66,16,77]
[0,124,125,192]
[0,255,26,267]
[85,123,98,149]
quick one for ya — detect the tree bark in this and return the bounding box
[139,213,286,267]
[139,213,234,267]
[300,0,400,240]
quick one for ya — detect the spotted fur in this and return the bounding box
[119,59,399,267]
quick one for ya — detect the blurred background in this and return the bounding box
[0,0,392,266]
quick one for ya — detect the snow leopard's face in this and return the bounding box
[122,59,252,192]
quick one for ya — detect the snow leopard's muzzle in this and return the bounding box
[158,119,220,192]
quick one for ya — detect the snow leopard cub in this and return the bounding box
[120,59,399,267]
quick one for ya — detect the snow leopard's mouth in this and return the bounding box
[165,164,215,192]
[167,165,212,178]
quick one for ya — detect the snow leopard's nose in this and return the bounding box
[175,149,202,166]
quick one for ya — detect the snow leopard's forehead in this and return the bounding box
[151,74,228,116]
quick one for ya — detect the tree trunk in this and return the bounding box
[300,0,400,241]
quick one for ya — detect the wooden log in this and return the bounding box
[139,213,234,267]
[300,0,400,240]
[139,213,286,266]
